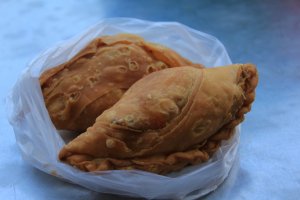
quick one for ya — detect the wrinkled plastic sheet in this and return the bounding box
[7,18,238,200]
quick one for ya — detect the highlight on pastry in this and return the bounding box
[40,34,202,132]
[59,64,258,174]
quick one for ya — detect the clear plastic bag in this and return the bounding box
[7,18,239,200]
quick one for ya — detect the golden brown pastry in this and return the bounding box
[59,64,258,174]
[40,34,202,132]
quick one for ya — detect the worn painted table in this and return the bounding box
[1,0,299,199]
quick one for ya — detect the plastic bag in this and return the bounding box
[7,18,239,200]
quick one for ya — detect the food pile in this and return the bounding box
[40,34,258,174]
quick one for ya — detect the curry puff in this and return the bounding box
[59,64,258,174]
[40,34,201,132]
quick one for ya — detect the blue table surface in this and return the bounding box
[1,0,299,199]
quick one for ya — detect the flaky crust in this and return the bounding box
[40,34,202,132]
[59,64,258,174]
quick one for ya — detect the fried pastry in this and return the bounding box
[40,34,202,132]
[59,64,258,174]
